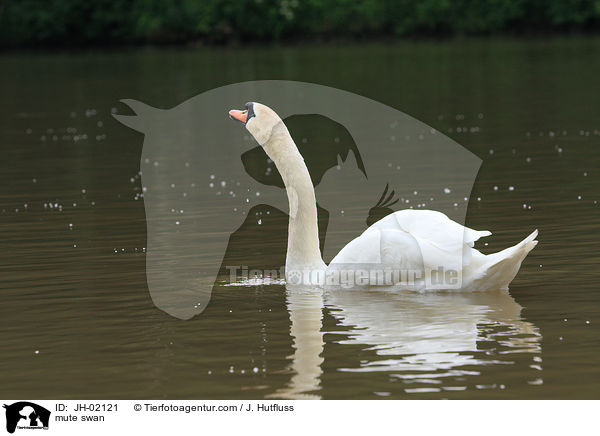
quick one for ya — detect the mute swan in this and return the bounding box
[229,102,538,290]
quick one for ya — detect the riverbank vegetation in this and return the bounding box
[1,0,600,48]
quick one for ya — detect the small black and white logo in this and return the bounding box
[3,402,50,434]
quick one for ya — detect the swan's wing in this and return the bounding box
[367,209,491,249]
[330,226,466,274]
[330,228,424,270]
[329,210,491,288]
[371,210,491,274]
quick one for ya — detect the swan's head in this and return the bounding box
[229,102,282,146]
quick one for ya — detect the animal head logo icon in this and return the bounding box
[113,80,481,319]
[3,402,50,434]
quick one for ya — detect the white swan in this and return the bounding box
[229,102,538,291]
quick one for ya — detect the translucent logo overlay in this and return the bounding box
[114,81,481,319]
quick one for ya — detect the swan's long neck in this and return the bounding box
[263,123,326,277]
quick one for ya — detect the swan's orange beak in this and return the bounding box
[229,109,248,124]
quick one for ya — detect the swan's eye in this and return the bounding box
[245,102,256,122]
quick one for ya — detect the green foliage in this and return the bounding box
[0,0,599,47]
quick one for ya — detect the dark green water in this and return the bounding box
[1,38,599,399]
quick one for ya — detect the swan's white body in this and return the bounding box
[328,209,537,291]
[231,102,538,291]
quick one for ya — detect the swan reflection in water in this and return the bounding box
[273,288,541,399]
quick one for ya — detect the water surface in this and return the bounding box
[1,38,599,399]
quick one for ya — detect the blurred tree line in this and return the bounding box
[1,0,600,47]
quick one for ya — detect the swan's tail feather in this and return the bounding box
[478,229,538,290]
